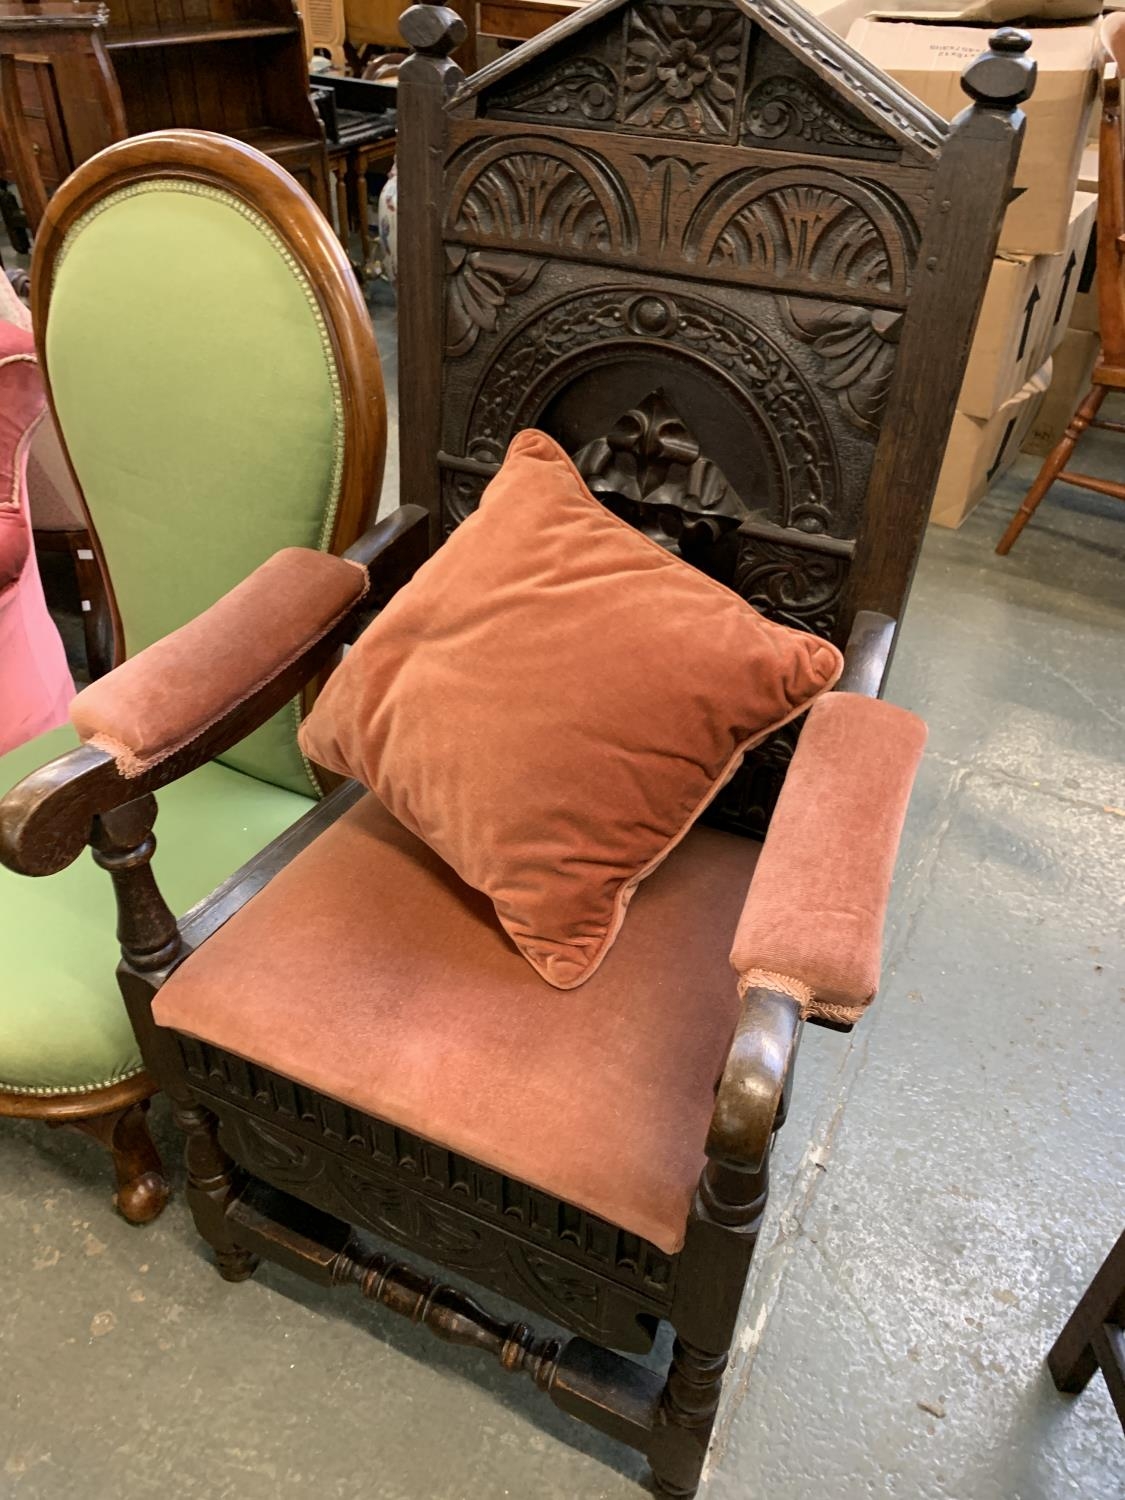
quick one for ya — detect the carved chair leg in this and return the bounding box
[173,1101,259,1282]
[648,1156,771,1498]
[651,1337,731,1497]
[996,383,1106,555]
[1048,1228,1125,1426]
[0,178,30,254]
[63,1097,170,1224]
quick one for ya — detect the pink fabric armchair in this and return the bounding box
[0,322,74,755]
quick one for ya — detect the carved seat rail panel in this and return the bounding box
[178,1037,677,1350]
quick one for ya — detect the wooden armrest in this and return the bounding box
[837,609,896,698]
[706,985,802,1171]
[0,505,429,879]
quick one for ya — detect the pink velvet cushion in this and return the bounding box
[0,328,42,592]
[730,691,927,1025]
[299,429,842,989]
[153,792,762,1254]
[0,323,74,754]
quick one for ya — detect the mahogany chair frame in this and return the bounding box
[0,128,387,1225]
[2,10,1030,1492]
[996,73,1125,553]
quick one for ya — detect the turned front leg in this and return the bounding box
[173,1101,259,1282]
[649,987,801,1497]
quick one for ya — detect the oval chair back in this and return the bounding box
[29,129,387,797]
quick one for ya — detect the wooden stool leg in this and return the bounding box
[69,531,113,680]
[996,384,1106,555]
[1048,1229,1125,1417]
[356,159,372,280]
[332,160,349,251]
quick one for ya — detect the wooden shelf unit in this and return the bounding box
[105,19,299,51]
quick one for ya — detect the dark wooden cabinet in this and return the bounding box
[104,0,330,210]
[0,0,330,223]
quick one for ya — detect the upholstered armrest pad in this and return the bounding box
[71,547,368,777]
[730,692,927,1026]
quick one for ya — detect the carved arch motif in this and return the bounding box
[463,285,841,535]
[445,138,638,255]
[683,167,918,299]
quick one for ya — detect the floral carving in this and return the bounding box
[572,388,747,549]
[623,5,744,138]
[445,247,543,358]
[488,57,617,125]
[743,75,897,156]
[734,538,848,637]
[781,297,903,435]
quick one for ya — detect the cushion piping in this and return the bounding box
[0,1061,146,1096]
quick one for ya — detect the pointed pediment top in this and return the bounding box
[455,0,950,160]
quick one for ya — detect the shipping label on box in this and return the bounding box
[931,362,1052,528]
[1022,327,1100,455]
[847,19,1101,255]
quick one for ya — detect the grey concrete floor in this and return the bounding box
[2,277,1123,1497]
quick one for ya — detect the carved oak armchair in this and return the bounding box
[1,5,1032,1493]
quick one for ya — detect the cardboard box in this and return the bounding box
[1021,327,1100,454]
[847,18,1101,254]
[1040,190,1098,354]
[1077,140,1099,194]
[957,192,1096,417]
[958,253,1056,418]
[931,362,1051,527]
[1070,279,1100,333]
[855,2,1099,16]
[805,0,871,36]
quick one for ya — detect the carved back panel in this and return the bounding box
[396,1,1031,834]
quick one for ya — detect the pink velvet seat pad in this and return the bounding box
[154,794,761,1254]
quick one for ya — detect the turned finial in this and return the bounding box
[961,27,1036,109]
[399,3,466,56]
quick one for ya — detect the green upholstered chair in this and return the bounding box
[0,129,387,1221]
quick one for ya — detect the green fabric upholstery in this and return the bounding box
[44,182,346,795]
[0,725,313,1095]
